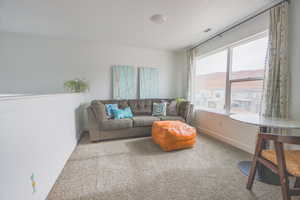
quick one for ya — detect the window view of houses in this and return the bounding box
[195,71,226,111]
[194,35,268,114]
[194,70,263,114]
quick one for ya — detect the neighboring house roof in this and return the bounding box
[195,69,263,91]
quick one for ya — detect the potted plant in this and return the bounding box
[64,79,89,93]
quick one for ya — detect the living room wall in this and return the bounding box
[0,32,184,99]
[288,0,300,147]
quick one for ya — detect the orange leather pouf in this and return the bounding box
[152,121,197,152]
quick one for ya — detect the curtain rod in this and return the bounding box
[189,0,290,51]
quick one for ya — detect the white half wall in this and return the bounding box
[0,93,86,200]
[0,32,182,99]
[195,111,258,154]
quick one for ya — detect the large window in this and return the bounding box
[195,50,228,112]
[195,32,268,114]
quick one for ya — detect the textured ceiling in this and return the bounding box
[0,0,279,51]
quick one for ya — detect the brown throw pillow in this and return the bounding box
[167,100,178,116]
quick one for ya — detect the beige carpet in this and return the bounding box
[47,133,298,200]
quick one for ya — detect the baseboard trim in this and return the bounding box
[197,126,253,154]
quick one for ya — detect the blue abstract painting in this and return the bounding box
[139,67,159,99]
[112,65,136,99]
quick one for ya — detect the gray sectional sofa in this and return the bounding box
[87,99,194,142]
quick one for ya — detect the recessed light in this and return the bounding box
[204,28,212,33]
[150,14,167,24]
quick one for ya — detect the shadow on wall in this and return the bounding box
[75,103,90,142]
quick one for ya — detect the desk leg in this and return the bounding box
[238,127,280,185]
[238,161,280,185]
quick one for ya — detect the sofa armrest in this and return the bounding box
[87,107,100,142]
[87,101,107,142]
[90,100,108,121]
[185,104,194,125]
[178,101,194,124]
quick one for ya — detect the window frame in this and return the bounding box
[195,48,229,112]
[195,31,268,114]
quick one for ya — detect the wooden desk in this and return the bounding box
[230,114,300,185]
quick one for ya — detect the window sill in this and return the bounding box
[195,107,231,116]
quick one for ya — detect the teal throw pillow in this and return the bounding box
[112,107,133,119]
[152,102,167,116]
[105,104,118,118]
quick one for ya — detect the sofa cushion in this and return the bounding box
[128,99,152,115]
[100,100,129,109]
[160,116,185,122]
[132,116,160,127]
[100,118,133,131]
[151,99,172,104]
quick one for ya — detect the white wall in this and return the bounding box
[0,93,86,200]
[174,51,188,98]
[0,32,182,99]
[194,12,269,56]
[289,0,300,122]
[190,12,269,154]
[288,0,300,150]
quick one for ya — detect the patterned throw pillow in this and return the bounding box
[112,107,133,119]
[167,100,178,116]
[152,102,167,116]
[105,104,118,118]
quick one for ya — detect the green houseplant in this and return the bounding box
[176,97,186,112]
[64,79,89,93]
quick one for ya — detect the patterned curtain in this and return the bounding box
[139,67,159,99]
[261,2,289,133]
[186,49,196,102]
[186,48,197,125]
[112,65,136,99]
